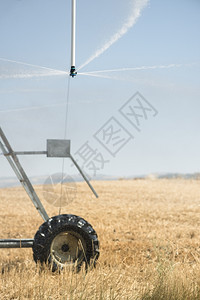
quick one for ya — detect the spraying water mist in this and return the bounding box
[78,63,192,81]
[0,58,67,79]
[80,64,184,74]
[77,0,149,71]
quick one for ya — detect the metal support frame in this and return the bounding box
[0,127,49,222]
[0,127,98,248]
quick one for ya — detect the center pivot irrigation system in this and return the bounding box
[0,0,100,272]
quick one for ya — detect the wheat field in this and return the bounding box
[0,179,200,299]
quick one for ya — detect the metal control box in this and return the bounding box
[47,139,71,158]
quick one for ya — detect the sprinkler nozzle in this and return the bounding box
[70,66,77,77]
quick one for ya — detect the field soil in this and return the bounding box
[0,179,200,299]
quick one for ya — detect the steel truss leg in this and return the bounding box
[0,127,49,221]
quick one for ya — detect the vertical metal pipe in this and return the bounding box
[71,0,76,68]
[70,0,77,77]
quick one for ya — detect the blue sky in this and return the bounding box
[0,0,200,179]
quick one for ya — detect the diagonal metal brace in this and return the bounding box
[70,154,98,198]
[0,127,49,221]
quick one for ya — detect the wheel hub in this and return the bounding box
[50,231,86,267]
[61,244,69,252]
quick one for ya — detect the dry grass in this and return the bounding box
[0,179,200,299]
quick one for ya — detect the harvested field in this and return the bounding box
[0,179,200,299]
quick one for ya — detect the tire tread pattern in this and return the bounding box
[32,214,99,271]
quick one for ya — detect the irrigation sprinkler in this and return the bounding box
[0,0,100,272]
[0,127,99,271]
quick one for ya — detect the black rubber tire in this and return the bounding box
[32,214,99,272]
